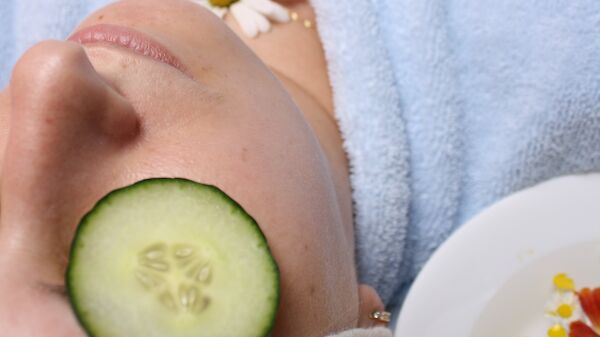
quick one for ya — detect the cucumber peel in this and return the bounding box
[67,178,280,337]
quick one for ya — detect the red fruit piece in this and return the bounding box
[570,321,600,337]
[579,288,600,328]
[594,289,600,326]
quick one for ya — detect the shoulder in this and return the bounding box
[223,0,333,115]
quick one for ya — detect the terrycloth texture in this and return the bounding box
[326,327,392,337]
[1,0,600,316]
[310,0,600,312]
[0,0,110,85]
[308,0,411,315]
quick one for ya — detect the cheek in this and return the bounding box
[0,290,86,336]
[0,91,8,175]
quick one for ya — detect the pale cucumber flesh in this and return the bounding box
[67,178,280,337]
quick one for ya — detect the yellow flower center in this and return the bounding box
[556,304,573,318]
[209,0,239,7]
[553,273,576,291]
[547,324,567,337]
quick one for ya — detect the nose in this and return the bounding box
[1,40,139,248]
[10,40,139,144]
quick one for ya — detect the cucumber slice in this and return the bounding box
[67,178,280,337]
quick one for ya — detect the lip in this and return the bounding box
[68,23,189,75]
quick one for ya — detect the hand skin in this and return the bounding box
[0,0,385,336]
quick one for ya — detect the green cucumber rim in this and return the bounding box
[66,177,280,337]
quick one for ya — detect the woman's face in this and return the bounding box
[0,0,364,336]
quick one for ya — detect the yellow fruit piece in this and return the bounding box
[553,273,576,291]
[556,304,573,318]
[209,0,238,7]
[548,324,567,337]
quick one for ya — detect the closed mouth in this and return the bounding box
[68,23,189,75]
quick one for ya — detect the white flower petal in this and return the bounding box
[247,6,271,33]
[242,0,290,23]
[231,3,261,38]
[212,7,228,19]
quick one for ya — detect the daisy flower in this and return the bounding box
[545,290,586,328]
[544,273,587,337]
[193,0,290,38]
[545,273,600,337]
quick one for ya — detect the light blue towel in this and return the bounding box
[0,0,106,85]
[311,0,600,312]
[1,0,600,315]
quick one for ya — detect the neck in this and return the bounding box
[223,1,354,244]
[224,1,333,115]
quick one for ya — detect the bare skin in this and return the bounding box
[0,0,384,336]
